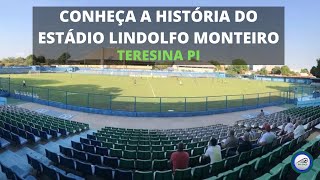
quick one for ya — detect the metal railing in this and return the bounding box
[0,77,297,114]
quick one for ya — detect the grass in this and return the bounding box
[0,73,294,112]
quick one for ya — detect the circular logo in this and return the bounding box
[291,151,313,173]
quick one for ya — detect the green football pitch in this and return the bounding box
[0,73,293,112]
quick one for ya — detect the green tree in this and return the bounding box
[25,54,36,65]
[231,59,247,65]
[280,65,291,76]
[257,67,268,75]
[57,52,71,64]
[300,68,309,74]
[36,56,46,64]
[209,60,222,71]
[310,59,320,78]
[0,57,27,66]
[291,71,299,76]
[226,68,238,75]
[227,59,248,74]
[271,66,281,74]
[209,60,220,66]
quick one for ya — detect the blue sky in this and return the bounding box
[0,0,319,70]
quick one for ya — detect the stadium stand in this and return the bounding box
[0,137,10,149]
[28,107,315,179]
[0,106,89,145]
[256,137,320,180]
[37,125,315,180]
[0,105,89,180]
[0,161,36,180]
[1,106,320,179]
[235,106,320,130]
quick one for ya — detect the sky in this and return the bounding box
[0,0,319,70]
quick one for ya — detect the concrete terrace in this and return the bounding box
[2,99,315,180]
[17,101,287,130]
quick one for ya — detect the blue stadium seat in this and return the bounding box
[45,149,60,164]
[0,162,16,180]
[60,145,73,157]
[103,156,119,168]
[4,123,11,131]
[49,129,61,138]
[58,172,85,180]
[75,160,93,175]
[83,144,95,154]
[59,156,75,170]
[114,169,133,180]
[73,150,87,162]
[26,154,42,173]
[42,164,58,180]
[24,125,32,132]
[94,165,113,179]
[2,129,12,140]
[58,128,69,136]
[2,164,35,180]
[18,128,27,138]
[96,146,109,156]
[42,127,50,134]
[90,140,102,147]
[71,141,83,151]
[87,134,96,140]
[26,132,40,143]
[87,153,102,165]
[40,130,52,140]
[80,137,90,144]
[11,133,28,145]
[30,128,40,137]
[0,137,10,148]
[11,126,19,134]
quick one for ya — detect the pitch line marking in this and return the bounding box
[147,77,156,97]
